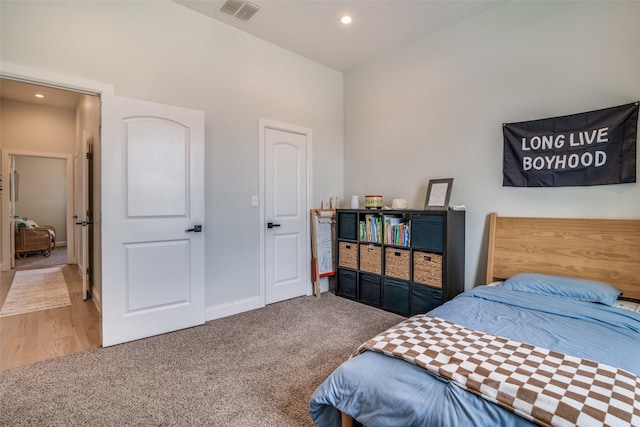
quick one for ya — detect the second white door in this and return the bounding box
[263,122,311,304]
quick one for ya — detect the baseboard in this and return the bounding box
[74,263,101,314]
[91,289,102,314]
[205,295,264,321]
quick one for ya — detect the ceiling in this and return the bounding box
[0,78,82,109]
[0,1,507,106]
[176,0,508,72]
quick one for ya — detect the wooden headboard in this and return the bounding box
[486,213,640,301]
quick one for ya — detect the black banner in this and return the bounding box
[503,102,638,187]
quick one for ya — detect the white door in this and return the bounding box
[75,130,91,300]
[9,156,16,269]
[101,95,205,347]
[263,123,311,304]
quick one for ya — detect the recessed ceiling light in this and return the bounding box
[35,94,44,98]
[340,15,352,25]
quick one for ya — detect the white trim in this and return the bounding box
[88,272,102,316]
[76,263,102,314]
[92,287,102,315]
[258,119,314,303]
[1,150,75,271]
[0,62,114,95]
[205,296,264,321]
[258,121,264,305]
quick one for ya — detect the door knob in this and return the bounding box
[267,222,281,229]
[186,225,202,232]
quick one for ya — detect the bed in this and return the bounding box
[310,213,640,427]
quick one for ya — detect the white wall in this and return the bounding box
[0,1,344,313]
[0,99,76,154]
[14,156,67,241]
[344,1,640,288]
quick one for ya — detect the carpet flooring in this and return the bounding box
[14,246,67,270]
[0,267,71,317]
[0,292,404,426]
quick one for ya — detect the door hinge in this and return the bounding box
[86,267,90,276]
[86,152,93,160]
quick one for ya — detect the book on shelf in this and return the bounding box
[359,214,383,243]
[383,215,411,247]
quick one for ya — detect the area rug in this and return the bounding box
[0,267,71,317]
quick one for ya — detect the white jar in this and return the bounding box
[350,195,359,209]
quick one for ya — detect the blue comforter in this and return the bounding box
[309,286,640,427]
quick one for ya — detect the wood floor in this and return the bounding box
[0,263,101,371]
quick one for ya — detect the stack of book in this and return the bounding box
[359,214,383,243]
[383,215,411,247]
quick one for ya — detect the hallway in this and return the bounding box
[0,257,100,371]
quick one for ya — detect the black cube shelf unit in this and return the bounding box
[335,208,465,316]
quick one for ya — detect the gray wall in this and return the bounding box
[0,1,344,316]
[3,0,638,313]
[343,1,640,288]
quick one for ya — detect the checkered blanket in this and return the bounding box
[353,315,640,427]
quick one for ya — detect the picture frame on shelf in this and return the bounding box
[424,178,453,210]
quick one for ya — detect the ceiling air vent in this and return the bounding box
[219,0,261,22]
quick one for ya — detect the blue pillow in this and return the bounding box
[501,273,621,306]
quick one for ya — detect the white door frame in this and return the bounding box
[0,63,112,273]
[1,150,75,270]
[258,118,313,304]
[0,62,113,97]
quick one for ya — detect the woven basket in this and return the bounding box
[413,251,443,288]
[15,227,52,258]
[338,242,358,269]
[384,247,410,280]
[359,244,382,275]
